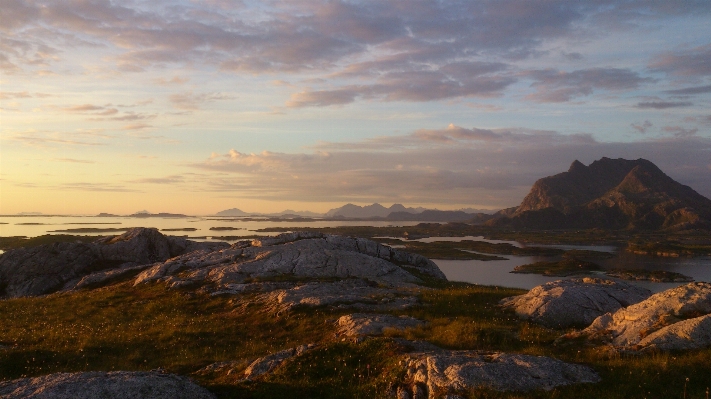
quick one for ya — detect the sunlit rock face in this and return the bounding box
[134,231,446,289]
[0,371,216,399]
[130,231,446,313]
[0,227,225,298]
[576,282,711,350]
[397,345,600,398]
[500,278,652,328]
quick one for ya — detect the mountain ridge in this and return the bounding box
[493,157,711,231]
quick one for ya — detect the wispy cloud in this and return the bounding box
[168,92,234,110]
[636,101,694,109]
[631,120,653,134]
[53,158,96,164]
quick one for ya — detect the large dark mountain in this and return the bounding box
[489,157,711,230]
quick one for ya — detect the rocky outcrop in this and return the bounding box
[134,231,446,290]
[336,313,425,337]
[500,278,651,328]
[636,314,711,351]
[0,228,225,298]
[574,282,711,349]
[0,371,215,399]
[243,344,317,380]
[397,345,600,398]
[255,280,419,314]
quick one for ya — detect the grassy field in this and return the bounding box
[2,280,711,398]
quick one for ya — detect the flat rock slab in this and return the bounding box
[576,282,711,348]
[0,371,215,399]
[400,350,599,398]
[500,277,651,328]
[337,313,425,337]
[255,279,418,314]
[134,231,446,289]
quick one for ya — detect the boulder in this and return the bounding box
[135,232,446,289]
[637,314,711,351]
[0,228,225,298]
[336,313,425,337]
[399,348,599,398]
[0,371,215,399]
[575,282,711,348]
[500,278,651,328]
[243,344,317,379]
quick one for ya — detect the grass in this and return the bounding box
[2,280,711,398]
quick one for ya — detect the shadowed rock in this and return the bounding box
[0,371,215,399]
[396,343,600,398]
[255,280,419,314]
[336,313,425,337]
[574,282,711,349]
[243,344,317,379]
[0,228,225,298]
[500,278,651,328]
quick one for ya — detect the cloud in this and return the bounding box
[131,175,184,184]
[58,182,142,193]
[0,91,32,99]
[5,1,705,107]
[5,130,110,147]
[525,68,654,103]
[190,124,711,206]
[62,104,120,116]
[169,92,234,110]
[286,90,357,108]
[121,123,152,130]
[53,158,96,164]
[636,101,693,109]
[663,126,699,138]
[286,62,515,107]
[650,44,711,77]
[631,120,652,134]
[664,85,711,95]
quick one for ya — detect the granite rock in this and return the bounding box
[398,346,600,398]
[336,313,425,337]
[0,371,215,399]
[500,278,651,328]
[0,228,224,298]
[576,282,711,348]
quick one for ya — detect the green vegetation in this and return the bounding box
[2,281,711,398]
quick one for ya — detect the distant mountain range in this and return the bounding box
[324,203,426,218]
[214,208,322,217]
[488,157,711,231]
[214,203,495,221]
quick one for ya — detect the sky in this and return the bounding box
[1,0,711,215]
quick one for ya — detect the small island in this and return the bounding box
[605,269,694,283]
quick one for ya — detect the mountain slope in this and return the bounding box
[493,157,711,230]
